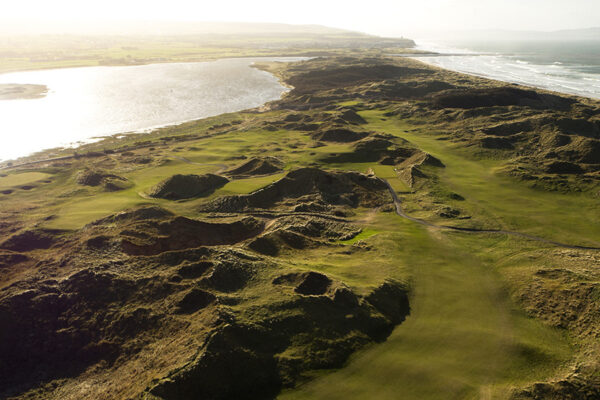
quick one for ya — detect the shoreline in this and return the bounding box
[409,56,593,103]
[406,43,600,100]
[0,57,302,166]
[3,52,599,170]
[0,48,424,76]
[1,54,599,399]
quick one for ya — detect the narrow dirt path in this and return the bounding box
[378,177,600,251]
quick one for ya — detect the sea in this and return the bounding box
[412,39,600,100]
[3,44,599,162]
[0,57,304,162]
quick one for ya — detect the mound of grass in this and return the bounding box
[311,127,368,143]
[148,173,229,200]
[76,169,132,192]
[430,87,574,110]
[200,167,391,213]
[223,157,284,177]
[1,54,599,400]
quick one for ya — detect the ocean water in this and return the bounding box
[0,57,303,162]
[412,40,600,99]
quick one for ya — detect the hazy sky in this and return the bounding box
[2,0,599,36]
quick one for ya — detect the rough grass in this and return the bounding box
[359,109,600,248]
[38,124,402,230]
[2,56,599,399]
[280,214,572,400]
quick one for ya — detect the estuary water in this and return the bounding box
[413,40,600,100]
[0,57,303,161]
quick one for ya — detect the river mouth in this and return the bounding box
[0,57,305,162]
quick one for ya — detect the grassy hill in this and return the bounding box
[0,54,599,399]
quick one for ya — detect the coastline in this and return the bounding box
[3,52,599,170]
[407,41,600,100]
[409,56,593,104]
[0,57,304,166]
[0,48,423,76]
[1,54,598,399]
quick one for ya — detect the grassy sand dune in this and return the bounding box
[281,215,571,400]
[0,55,598,399]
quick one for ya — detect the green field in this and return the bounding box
[275,108,597,399]
[360,110,600,248]
[0,172,51,189]
[281,214,572,400]
[1,55,598,399]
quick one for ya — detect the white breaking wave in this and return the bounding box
[412,41,600,100]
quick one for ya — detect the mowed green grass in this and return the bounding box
[280,213,572,400]
[359,110,600,248]
[278,108,585,399]
[42,126,316,229]
[0,172,51,189]
[286,218,409,294]
[218,173,286,195]
[40,107,600,245]
[6,102,581,398]
[339,227,379,245]
[43,159,216,229]
[39,123,388,229]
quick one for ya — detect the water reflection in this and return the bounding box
[0,58,300,161]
